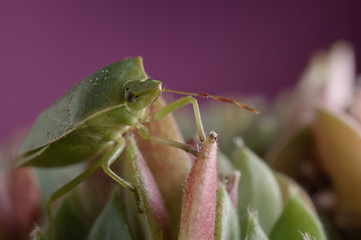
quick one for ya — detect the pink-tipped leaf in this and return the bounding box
[179,132,218,240]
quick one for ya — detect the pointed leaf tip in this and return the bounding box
[243,210,269,240]
[179,132,218,240]
[88,190,132,240]
[53,198,89,240]
[269,194,326,240]
[233,145,282,236]
[215,184,240,240]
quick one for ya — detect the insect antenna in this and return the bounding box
[162,88,259,114]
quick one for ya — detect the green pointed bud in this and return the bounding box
[215,184,241,240]
[233,141,282,237]
[270,193,326,240]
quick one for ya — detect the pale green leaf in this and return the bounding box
[243,210,269,240]
[270,194,326,240]
[88,190,132,240]
[215,184,240,240]
[53,199,89,240]
[233,145,282,237]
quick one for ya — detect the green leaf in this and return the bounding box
[267,126,312,179]
[217,151,235,177]
[88,190,132,240]
[243,210,269,240]
[274,172,315,211]
[215,184,241,240]
[233,144,282,237]
[53,198,89,240]
[269,194,326,240]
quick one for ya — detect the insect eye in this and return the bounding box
[125,91,136,103]
[125,87,129,91]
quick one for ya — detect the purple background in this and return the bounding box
[1,1,360,144]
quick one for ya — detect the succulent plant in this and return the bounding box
[1,97,326,240]
[3,41,359,239]
[177,41,361,239]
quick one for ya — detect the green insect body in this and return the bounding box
[18,57,213,239]
[18,57,161,167]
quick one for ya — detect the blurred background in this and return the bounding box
[1,0,360,144]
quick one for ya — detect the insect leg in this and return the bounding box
[153,96,206,142]
[101,138,135,192]
[46,140,132,239]
[136,123,204,158]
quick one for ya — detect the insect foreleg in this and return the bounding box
[47,139,134,239]
[152,96,206,142]
[136,123,203,158]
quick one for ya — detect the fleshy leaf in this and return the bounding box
[275,172,315,212]
[313,108,361,215]
[269,194,327,240]
[267,126,312,179]
[123,133,170,239]
[233,143,282,236]
[135,97,190,236]
[88,190,132,240]
[215,184,241,240]
[179,132,218,240]
[217,151,236,177]
[53,198,89,240]
[243,210,269,240]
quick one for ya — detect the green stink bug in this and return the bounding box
[17,57,257,236]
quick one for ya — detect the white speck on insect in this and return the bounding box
[96,78,98,80]
[102,70,104,73]
[105,70,109,72]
